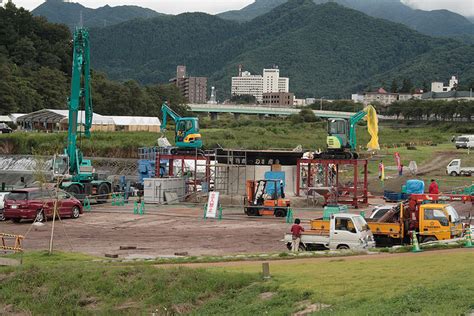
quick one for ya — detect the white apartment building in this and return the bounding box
[431,75,458,93]
[231,68,289,102]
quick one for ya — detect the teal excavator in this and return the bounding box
[160,102,202,153]
[315,105,379,159]
[52,28,111,201]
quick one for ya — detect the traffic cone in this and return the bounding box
[464,227,473,248]
[411,231,423,253]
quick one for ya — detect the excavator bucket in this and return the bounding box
[365,105,380,151]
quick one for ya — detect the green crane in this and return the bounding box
[317,105,379,159]
[161,102,202,151]
[52,28,111,201]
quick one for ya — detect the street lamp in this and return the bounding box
[320,97,326,111]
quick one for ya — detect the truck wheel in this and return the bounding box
[450,171,458,177]
[97,183,110,203]
[274,208,287,218]
[422,236,437,243]
[246,208,259,216]
[67,184,82,197]
[337,244,350,250]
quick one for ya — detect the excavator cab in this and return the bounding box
[327,118,350,150]
[175,117,202,148]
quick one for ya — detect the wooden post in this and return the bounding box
[262,262,271,280]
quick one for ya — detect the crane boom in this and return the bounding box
[67,27,92,176]
[52,27,111,202]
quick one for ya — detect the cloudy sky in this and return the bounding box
[8,0,474,17]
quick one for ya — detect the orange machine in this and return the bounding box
[368,194,472,246]
[244,179,290,217]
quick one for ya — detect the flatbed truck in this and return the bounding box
[284,213,375,251]
[367,194,472,247]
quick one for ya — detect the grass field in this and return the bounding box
[1,250,473,314]
[0,119,471,157]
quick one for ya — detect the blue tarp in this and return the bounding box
[406,179,425,194]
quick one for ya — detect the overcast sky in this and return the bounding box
[8,0,474,17]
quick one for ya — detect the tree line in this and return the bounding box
[0,3,187,118]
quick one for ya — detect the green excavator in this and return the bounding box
[316,105,379,159]
[160,102,203,153]
[52,28,111,201]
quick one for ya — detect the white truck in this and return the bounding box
[454,135,474,149]
[447,159,474,176]
[284,213,375,251]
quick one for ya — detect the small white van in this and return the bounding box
[455,135,474,149]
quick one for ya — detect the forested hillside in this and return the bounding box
[32,0,160,31]
[218,0,474,38]
[90,0,474,99]
[0,3,186,116]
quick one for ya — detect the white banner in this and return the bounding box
[205,192,220,218]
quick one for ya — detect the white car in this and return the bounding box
[0,192,9,221]
[369,205,394,220]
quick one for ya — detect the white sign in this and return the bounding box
[205,192,220,218]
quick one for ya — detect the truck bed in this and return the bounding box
[368,222,401,238]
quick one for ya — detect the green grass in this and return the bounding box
[1,250,473,314]
[0,119,469,157]
[0,252,262,315]
[213,250,474,315]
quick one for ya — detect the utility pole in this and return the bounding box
[320,97,325,111]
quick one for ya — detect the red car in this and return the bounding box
[4,188,83,223]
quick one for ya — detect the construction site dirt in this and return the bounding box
[1,201,472,258]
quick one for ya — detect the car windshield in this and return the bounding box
[373,208,390,219]
[7,192,28,201]
[353,216,368,231]
[445,205,460,223]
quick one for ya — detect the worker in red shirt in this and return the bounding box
[428,179,439,194]
[290,218,305,252]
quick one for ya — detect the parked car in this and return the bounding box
[369,205,393,220]
[0,192,9,221]
[3,188,83,223]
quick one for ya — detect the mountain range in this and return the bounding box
[32,0,161,30]
[218,0,474,38]
[88,0,474,99]
[33,0,473,39]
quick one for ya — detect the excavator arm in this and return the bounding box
[161,102,181,132]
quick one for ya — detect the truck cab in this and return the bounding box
[284,213,375,251]
[416,203,463,242]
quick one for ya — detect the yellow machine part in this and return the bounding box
[365,105,380,150]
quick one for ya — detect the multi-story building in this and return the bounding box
[431,76,458,93]
[262,92,294,107]
[231,71,264,102]
[231,67,289,103]
[362,88,398,106]
[171,65,207,104]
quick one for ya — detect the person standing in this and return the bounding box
[428,179,439,194]
[290,218,305,252]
